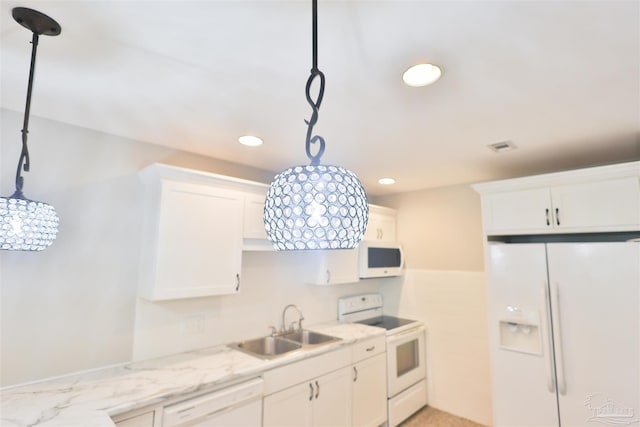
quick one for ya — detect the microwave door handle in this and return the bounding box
[398,245,404,269]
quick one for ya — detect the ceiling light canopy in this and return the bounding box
[0,8,61,251]
[403,63,442,87]
[263,0,368,251]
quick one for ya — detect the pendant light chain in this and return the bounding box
[304,0,325,166]
[14,32,40,198]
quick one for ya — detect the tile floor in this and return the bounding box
[400,406,486,427]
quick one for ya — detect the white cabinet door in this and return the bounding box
[550,177,640,231]
[312,367,352,427]
[243,193,268,240]
[547,242,640,427]
[365,206,397,242]
[264,368,351,427]
[264,366,352,427]
[305,249,360,285]
[482,188,553,235]
[352,353,387,427]
[263,381,313,427]
[142,181,244,300]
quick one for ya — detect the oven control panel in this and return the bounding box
[338,293,383,318]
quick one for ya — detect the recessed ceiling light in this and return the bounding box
[238,135,263,147]
[487,140,517,153]
[402,63,442,87]
[378,178,396,185]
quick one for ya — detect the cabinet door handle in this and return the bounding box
[326,269,331,284]
[545,208,550,226]
[366,346,375,352]
[315,380,320,399]
[235,274,240,291]
[353,366,358,382]
[309,383,314,401]
[555,208,560,226]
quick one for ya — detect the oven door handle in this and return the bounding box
[386,325,425,344]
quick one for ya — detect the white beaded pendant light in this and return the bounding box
[0,8,61,251]
[263,0,368,251]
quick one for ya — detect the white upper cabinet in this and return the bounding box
[550,178,639,230]
[138,164,269,301]
[243,193,268,240]
[365,204,397,242]
[304,249,360,285]
[474,162,640,236]
[242,191,274,251]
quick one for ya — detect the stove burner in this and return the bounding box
[356,315,417,331]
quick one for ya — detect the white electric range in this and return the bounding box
[338,293,427,427]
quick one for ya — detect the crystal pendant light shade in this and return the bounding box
[265,165,368,250]
[0,195,59,251]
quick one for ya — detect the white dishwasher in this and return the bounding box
[163,377,263,427]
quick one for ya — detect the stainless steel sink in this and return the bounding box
[229,330,340,359]
[282,330,341,346]
[231,336,302,359]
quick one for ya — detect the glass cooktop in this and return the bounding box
[356,315,417,331]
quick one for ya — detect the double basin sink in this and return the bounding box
[230,330,340,359]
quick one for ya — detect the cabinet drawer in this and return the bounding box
[351,336,386,363]
[263,347,350,395]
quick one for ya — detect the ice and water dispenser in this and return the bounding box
[498,305,542,355]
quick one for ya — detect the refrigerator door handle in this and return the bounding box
[541,281,556,394]
[550,281,567,395]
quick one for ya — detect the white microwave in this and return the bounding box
[359,240,404,278]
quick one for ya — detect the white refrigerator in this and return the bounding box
[488,241,639,426]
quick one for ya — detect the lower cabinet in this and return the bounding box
[350,336,387,427]
[352,353,387,427]
[263,367,352,427]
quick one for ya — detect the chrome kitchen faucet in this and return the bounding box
[281,304,304,334]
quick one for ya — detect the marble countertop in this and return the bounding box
[0,322,384,427]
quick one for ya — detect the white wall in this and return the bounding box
[375,186,493,426]
[0,109,382,386]
[380,270,491,426]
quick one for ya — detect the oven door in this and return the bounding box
[387,325,426,397]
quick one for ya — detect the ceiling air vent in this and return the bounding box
[488,140,517,153]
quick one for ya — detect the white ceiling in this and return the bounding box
[1,1,638,195]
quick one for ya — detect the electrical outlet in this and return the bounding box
[184,314,205,334]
